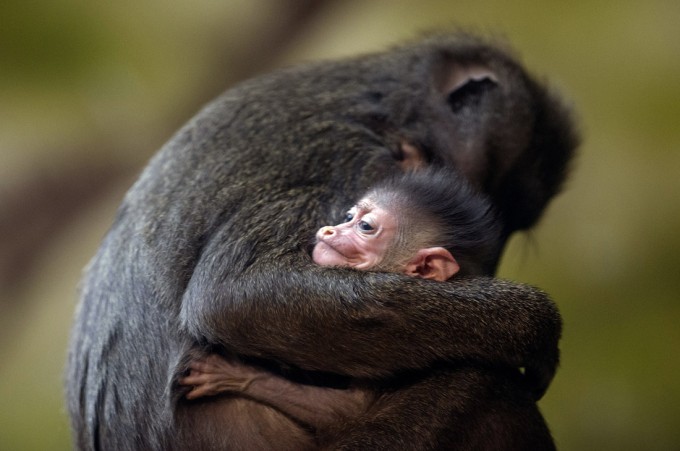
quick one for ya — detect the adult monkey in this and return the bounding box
[67,32,577,450]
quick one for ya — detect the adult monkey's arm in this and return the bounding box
[182,254,560,398]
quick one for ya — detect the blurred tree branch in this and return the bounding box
[0,0,339,299]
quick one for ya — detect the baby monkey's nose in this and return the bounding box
[317,226,335,239]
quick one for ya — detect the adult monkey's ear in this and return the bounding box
[439,64,499,113]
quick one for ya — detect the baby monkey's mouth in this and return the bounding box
[315,240,346,258]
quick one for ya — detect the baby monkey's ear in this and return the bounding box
[404,247,459,282]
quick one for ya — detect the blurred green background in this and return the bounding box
[1,1,678,449]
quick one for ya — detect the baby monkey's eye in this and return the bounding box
[343,212,354,223]
[357,220,375,233]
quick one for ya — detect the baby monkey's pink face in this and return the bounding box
[312,198,397,270]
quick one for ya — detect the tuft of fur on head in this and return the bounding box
[365,168,501,277]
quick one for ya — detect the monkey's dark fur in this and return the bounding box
[67,32,578,450]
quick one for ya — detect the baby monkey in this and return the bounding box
[180,169,500,430]
[311,168,498,279]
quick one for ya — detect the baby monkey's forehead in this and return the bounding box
[354,198,379,212]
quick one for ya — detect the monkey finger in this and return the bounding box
[185,388,204,400]
[189,358,226,373]
[186,384,220,399]
[179,374,209,386]
[187,361,211,371]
